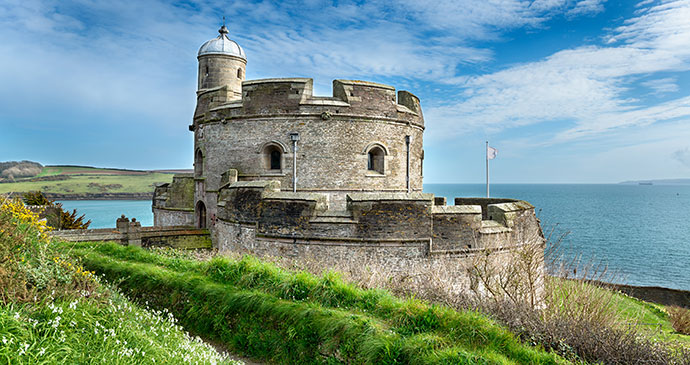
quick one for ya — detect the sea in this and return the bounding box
[57,183,690,291]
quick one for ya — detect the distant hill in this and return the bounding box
[619,179,690,185]
[0,160,43,181]
[0,163,187,200]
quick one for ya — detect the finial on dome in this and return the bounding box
[219,17,229,36]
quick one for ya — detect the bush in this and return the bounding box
[669,306,690,335]
[21,191,91,230]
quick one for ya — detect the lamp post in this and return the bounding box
[405,135,411,193]
[289,132,300,192]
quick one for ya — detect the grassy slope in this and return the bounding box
[61,241,566,365]
[549,277,688,345]
[0,166,174,195]
[0,199,236,364]
[607,285,689,343]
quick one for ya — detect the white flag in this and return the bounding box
[487,146,498,160]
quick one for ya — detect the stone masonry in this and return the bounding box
[152,26,545,296]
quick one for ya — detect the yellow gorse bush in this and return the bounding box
[1,196,96,304]
[1,197,51,240]
[53,255,96,279]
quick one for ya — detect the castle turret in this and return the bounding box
[197,25,246,99]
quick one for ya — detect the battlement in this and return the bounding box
[195,77,424,127]
[210,179,540,252]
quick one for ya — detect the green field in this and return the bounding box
[0,165,175,196]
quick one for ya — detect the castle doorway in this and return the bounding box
[196,201,207,229]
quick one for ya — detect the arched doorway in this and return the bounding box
[196,200,207,229]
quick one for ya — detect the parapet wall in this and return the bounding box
[194,78,423,128]
[214,180,542,254]
[212,181,544,296]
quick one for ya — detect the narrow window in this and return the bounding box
[263,144,283,171]
[421,149,424,176]
[237,68,243,79]
[367,146,384,174]
[205,66,209,77]
[270,150,281,170]
[194,149,203,177]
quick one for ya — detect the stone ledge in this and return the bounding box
[432,205,482,214]
[228,180,280,190]
[200,112,425,130]
[243,77,312,86]
[256,234,429,245]
[153,207,194,212]
[335,79,395,90]
[347,192,433,202]
[261,191,327,204]
[489,200,534,211]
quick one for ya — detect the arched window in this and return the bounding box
[262,144,283,171]
[367,146,385,174]
[196,200,206,229]
[194,149,203,177]
[237,68,243,79]
[270,150,281,170]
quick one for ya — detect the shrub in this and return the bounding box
[22,190,52,205]
[669,306,690,335]
[0,196,96,304]
[20,191,91,230]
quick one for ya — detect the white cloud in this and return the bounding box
[567,0,607,17]
[426,0,690,141]
[642,77,679,94]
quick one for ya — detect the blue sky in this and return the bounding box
[1,0,689,183]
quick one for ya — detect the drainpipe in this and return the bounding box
[289,132,300,192]
[405,135,411,193]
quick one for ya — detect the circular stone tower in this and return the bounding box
[197,25,246,98]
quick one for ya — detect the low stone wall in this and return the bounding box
[50,222,210,250]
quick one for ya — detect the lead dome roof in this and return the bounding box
[198,25,246,59]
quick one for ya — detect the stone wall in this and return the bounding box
[208,182,544,296]
[191,78,424,217]
[51,222,210,249]
[153,208,194,227]
[153,174,195,226]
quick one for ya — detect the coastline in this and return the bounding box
[44,192,153,200]
[588,279,690,309]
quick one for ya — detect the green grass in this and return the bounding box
[61,241,567,364]
[0,291,238,364]
[603,284,689,343]
[0,199,237,364]
[0,165,174,195]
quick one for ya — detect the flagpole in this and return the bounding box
[486,141,489,198]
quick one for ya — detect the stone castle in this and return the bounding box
[152,26,544,293]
